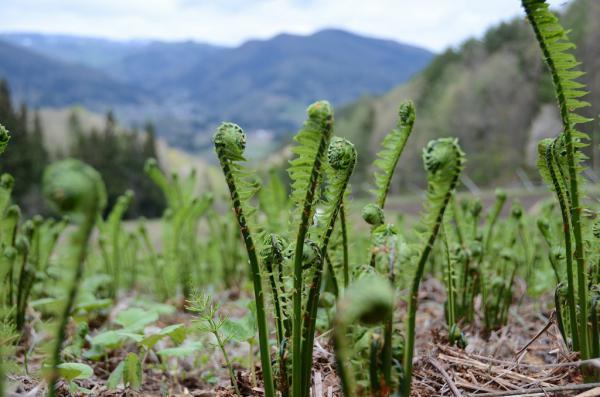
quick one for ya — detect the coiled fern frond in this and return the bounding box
[314,137,357,243]
[301,137,357,393]
[42,159,106,397]
[214,122,261,222]
[213,122,274,397]
[401,138,464,396]
[333,274,394,397]
[523,0,592,358]
[371,100,415,208]
[289,101,333,397]
[0,124,9,156]
[288,100,333,221]
[419,138,465,232]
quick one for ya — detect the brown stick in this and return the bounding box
[470,382,600,397]
[515,311,555,357]
[429,357,463,397]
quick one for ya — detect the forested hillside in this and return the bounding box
[337,0,599,191]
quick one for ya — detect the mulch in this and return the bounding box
[7,278,600,396]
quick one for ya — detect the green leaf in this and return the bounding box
[123,353,142,390]
[114,308,158,332]
[161,323,187,345]
[221,317,255,342]
[90,330,127,349]
[117,332,144,343]
[57,362,94,382]
[107,361,124,390]
[75,298,112,312]
[157,342,202,358]
[134,300,176,315]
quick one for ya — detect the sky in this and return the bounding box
[0,0,570,52]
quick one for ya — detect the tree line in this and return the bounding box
[0,79,165,217]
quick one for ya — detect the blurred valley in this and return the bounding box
[0,29,433,154]
[0,0,598,216]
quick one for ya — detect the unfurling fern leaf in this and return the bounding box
[333,274,394,397]
[537,138,579,349]
[0,124,9,155]
[42,159,106,397]
[522,0,592,358]
[371,100,416,208]
[288,101,333,397]
[301,137,357,394]
[401,138,464,396]
[213,123,274,397]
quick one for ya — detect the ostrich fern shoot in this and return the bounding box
[523,0,592,359]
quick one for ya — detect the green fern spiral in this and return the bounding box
[402,138,464,396]
[213,122,274,397]
[333,274,394,397]
[523,0,592,358]
[301,137,357,394]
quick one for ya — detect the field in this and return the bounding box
[1,1,600,396]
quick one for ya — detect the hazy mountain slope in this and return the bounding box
[0,33,144,68]
[0,29,434,149]
[0,39,145,109]
[178,29,433,131]
[337,0,599,190]
[105,41,223,88]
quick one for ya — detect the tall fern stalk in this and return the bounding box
[213,123,275,397]
[301,137,357,395]
[401,138,464,396]
[0,123,9,397]
[42,160,106,397]
[538,139,579,348]
[288,101,333,397]
[333,275,394,397]
[523,0,591,358]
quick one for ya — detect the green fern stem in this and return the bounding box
[290,101,333,397]
[540,139,579,349]
[42,159,106,397]
[214,123,275,397]
[523,0,589,358]
[401,138,464,396]
[300,137,356,395]
[333,275,394,397]
[340,201,350,288]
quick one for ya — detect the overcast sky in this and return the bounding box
[0,0,570,51]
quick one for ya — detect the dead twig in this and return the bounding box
[469,382,600,397]
[515,312,555,357]
[429,357,463,397]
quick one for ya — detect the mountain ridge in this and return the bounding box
[0,29,434,150]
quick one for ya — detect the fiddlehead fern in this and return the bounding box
[301,137,357,394]
[401,138,464,396]
[522,0,591,358]
[42,159,106,397]
[288,101,333,397]
[213,122,274,397]
[371,100,416,209]
[100,190,133,299]
[0,123,9,155]
[362,203,385,227]
[333,274,394,397]
[538,138,579,348]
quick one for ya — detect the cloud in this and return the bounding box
[0,0,572,51]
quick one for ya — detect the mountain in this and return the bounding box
[174,29,434,132]
[0,33,146,68]
[105,41,222,88]
[0,39,145,108]
[335,0,599,190]
[0,30,434,150]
